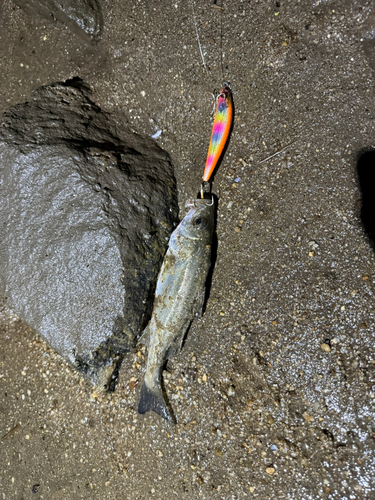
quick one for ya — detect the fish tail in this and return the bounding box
[138,380,175,423]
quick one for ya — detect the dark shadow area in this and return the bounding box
[161,370,177,424]
[357,149,375,250]
[363,38,375,73]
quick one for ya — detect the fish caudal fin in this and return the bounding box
[138,381,175,423]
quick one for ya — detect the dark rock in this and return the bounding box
[0,78,178,387]
[31,484,40,494]
[13,0,103,41]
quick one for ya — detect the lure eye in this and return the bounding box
[195,218,202,225]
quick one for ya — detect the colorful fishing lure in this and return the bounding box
[202,83,233,183]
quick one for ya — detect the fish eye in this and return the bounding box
[193,216,207,229]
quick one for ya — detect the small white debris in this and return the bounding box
[227,386,235,396]
[308,240,319,250]
[151,130,162,139]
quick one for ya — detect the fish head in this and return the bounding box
[177,198,215,246]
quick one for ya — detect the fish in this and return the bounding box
[138,197,215,422]
[203,83,233,183]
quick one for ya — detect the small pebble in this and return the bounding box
[303,411,313,422]
[266,467,275,475]
[320,343,331,353]
[227,386,235,396]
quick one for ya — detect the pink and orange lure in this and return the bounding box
[203,84,233,183]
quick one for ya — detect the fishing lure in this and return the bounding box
[202,83,233,184]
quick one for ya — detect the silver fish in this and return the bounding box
[138,198,215,422]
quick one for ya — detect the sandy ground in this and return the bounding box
[1,0,375,498]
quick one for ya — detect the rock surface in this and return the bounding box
[13,0,103,40]
[0,78,178,386]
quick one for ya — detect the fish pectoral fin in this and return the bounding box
[167,321,191,359]
[138,324,151,348]
[166,340,180,359]
[138,381,175,423]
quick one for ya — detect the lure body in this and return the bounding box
[203,84,233,182]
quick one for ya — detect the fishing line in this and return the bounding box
[218,1,225,83]
[191,0,225,82]
[190,1,232,197]
[191,0,209,75]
